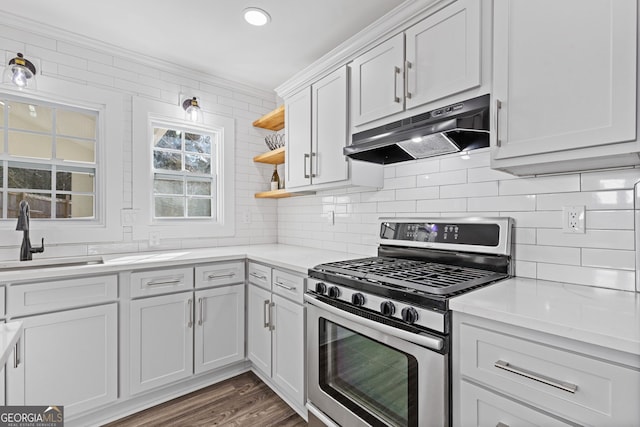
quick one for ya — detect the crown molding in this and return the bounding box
[0,11,276,101]
[274,0,455,98]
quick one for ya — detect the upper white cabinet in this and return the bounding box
[491,0,638,175]
[351,0,481,127]
[285,66,350,189]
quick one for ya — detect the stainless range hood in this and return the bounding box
[345,94,490,165]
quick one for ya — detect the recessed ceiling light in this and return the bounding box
[243,7,271,26]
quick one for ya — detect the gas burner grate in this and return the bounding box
[316,256,506,296]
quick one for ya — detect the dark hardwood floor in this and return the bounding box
[104,372,307,426]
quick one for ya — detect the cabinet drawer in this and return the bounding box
[195,261,244,289]
[8,275,117,316]
[272,269,305,304]
[460,380,572,426]
[460,322,640,425]
[248,262,271,290]
[130,267,193,298]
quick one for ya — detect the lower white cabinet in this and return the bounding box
[248,277,305,410]
[6,304,118,417]
[130,285,245,394]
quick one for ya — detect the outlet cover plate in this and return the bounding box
[562,206,585,233]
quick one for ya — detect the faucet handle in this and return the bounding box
[31,238,45,254]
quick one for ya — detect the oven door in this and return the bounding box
[305,294,448,427]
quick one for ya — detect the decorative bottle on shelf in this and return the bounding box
[270,165,280,191]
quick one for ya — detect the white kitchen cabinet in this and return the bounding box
[6,304,118,417]
[491,0,638,175]
[130,292,194,394]
[351,0,480,127]
[194,284,245,374]
[453,313,640,426]
[247,283,272,376]
[271,294,304,408]
[285,86,312,189]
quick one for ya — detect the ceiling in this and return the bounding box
[1,0,406,93]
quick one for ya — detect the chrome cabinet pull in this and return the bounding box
[208,272,235,280]
[263,299,270,328]
[311,152,317,178]
[405,60,412,100]
[250,272,267,281]
[198,297,203,326]
[13,341,19,368]
[304,153,310,178]
[274,281,296,291]
[146,279,181,287]
[393,66,401,103]
[269,302,275,331]
[494,360,578,394]
[495,99,502,147]
[187,299,193,328]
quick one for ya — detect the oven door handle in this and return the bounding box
[304,294,444,351]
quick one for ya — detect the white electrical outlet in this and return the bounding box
[242,212,251,224]
[149,232,160,247]
[562,206,585,233]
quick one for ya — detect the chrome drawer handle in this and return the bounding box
[393,66,401,103]
[250,272,267,280]
[146,279,181,286]
[274,281,296,291]
[198,297,203,326]
[208,272,236,280]
[495,99,502,147]
[494,360,578,394]
[187,299,193,328]
[13,340,20,368]
[404,60,412,100]
[263,299,270,328]
[269,302,275,331]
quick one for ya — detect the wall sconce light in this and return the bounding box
[3,53,37,89]
[182,97,202,122]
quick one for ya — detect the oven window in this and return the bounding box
[319,319,418,427]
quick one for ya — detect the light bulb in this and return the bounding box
[243,8,271,26]
[12,68,28,88]
[187,106,200,122]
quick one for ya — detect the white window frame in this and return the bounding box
[132,97,235,240]
[0,76,123,244]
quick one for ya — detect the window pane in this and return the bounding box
[56,170,95,192]
[56,109,96,139]
[154,151,182,171]
[154,128,182,150]
[8,192,51,219]
[9,167,51,190]
[185,154,211,174]
[55,194,94,218]
[185,133,211,154]
[57,138,96,163]
[154,177,183,195]
[8,101,53,132]
[8,131,52,159]
[155,196,184,217]
[187,180,211,195]
[0,165,3,187]
[187,198,211,217]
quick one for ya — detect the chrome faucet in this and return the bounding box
[16,200,44,261]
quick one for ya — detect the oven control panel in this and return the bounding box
[380,221,500,246]
[309,279,446,333]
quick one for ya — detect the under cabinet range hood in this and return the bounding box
[345,94,490,164]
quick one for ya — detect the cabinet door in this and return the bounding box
[351,33,405,126]
[6,304,117,417]
[194,285,245,374]
[247,284,272,376]
[405,0,481,109]
[312,66,349,185]
[492,0,637,163]
[130,292,193,394]
[285,87,312,189]
[271,294,305,408]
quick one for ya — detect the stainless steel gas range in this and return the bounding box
[304,217,514,427]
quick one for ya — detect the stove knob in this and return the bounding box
[328,286,341,299]
[315,282,327,295]
[351,293,365,306]
[380,301,395,317]
[401,307,419,324]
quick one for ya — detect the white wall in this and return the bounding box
[0,16,279,260]
[278,149,640,292]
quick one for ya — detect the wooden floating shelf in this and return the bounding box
[253,147,285,165]
[254,189,314,199]
[252,105,285,131]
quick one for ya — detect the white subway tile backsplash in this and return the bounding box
[439,149,489,171]
[468,195,536,212]
[441,181,498,199]
[417,170,466,187]
[416,198,467,212]
[514,260,537,278]
[394,159,439,177]
[467,166,518,183]
[384,176,417,190]
[581,168,640,191]
[537,228,635,250]
[516,244,581,265]
[588,210,635,230]
[499,174,580,195]
[537,263,635,292]
[377,200,416,213]
[507,211,561,228]
[537,190,634,210]
[582,249,635,271]
[513,228,536,244]
[396,187,439,201]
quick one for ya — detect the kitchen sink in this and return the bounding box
[0,256,104,271]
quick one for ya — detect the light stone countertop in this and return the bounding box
[450,276,640,356]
